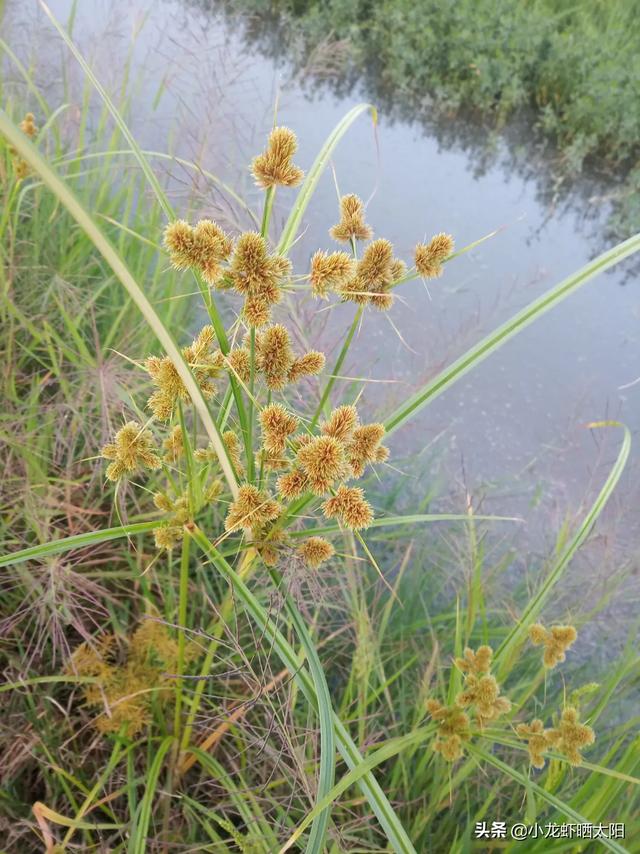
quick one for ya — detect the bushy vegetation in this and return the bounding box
[1,5,640,853]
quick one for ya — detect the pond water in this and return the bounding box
[5,0,639,568]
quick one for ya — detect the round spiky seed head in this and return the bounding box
[297,436,347,495]
[226,348,251,383]
[251,126,304,189]
[256,324,295,390]
[224,484,281,532]
[243,293,272,327]
[297,536,335,568]
[330,194,372,243]
[322,484,373,530]
[154,524,184,550]
[287,351,326,383]
[277,467,309,500]
[321,405,359,442]
[415,233,454,278]
[309,250,356,298]
[101,421,161,480]
[259,403,299,454]
[164,220,196,270]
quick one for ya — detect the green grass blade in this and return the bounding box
[128,736,173,854]
[269,568,335,853]
[277,104,376,255]
[189,526,416,854]
[495,422,631,679]
[0,108,238,496]
[0,521,158,568]
[469,746,629,854]
[280,725,435,852]
[287,513,522,538]
[384,234,640,435]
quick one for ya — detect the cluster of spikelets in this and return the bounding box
[309,194,454,311]
[426,645,511,758]
[516,709,595,768]
[67,621,200,737]
[9,112,38,179]
[427,625,594,769]
[528,622,577,668]
[101,421,161,482]
[225,325,325,391]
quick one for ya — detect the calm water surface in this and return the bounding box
[6,0,640,569]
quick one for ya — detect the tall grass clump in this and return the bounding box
[1,12,640,853]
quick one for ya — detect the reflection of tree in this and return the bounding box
[186,0,638,266]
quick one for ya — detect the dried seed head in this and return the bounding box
[224,484,281,532]
[426,698,471,762]
[226,347,251,383]
[287,350,325,383]
[154,524,184,550]
[297,536,335,568]
[259,403,299,454]
[277,467,309,500]
[164,220,196,270]
[256,324,295,390]
[347,423,386,475]
[546,707,595,765]
[146,326,223,420]
[322,484,373,529]
[297,436,347,495]
[223,430,245,479]
[19,112,38,138]
[358,238,394,287]
[253,525,289,566]
[163,219,232,283]
[517,719,554,769]
[309,250,356,298]
[321,405,359,443]
[415,233,454,278]
[455,645,493,676]
[101,421,161,481]
[330,194,372,243]
[456,673,511,724]
[242,293,272,327]
[529,623,578,668]
[251,126,304,189]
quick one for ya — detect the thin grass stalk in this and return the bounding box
[311,305,363,428]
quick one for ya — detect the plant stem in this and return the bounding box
[311,305,363,428]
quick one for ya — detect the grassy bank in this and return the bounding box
[1,5,640,852]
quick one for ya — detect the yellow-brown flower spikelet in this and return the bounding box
[529,623,577,668]
[253,525,289,566]
[338,239,400,310]
[321,405,359,442]
[546,707,595,765]
[164,219,232,284]
[226,347,251,383]
[330,194,372,243]
[287,351,326,383]
[256,324,295,390]
[415,233,454,279]
[516,719,555,769]
[223,430,245,479]
[163,425,184,463]
[322,484,373,529]
[154,524,183,550]
[347,423,387,477]
[259,403,299,454]
[224,484,281,532]
[297,436,347,495]
[455,645,493,675]
[310,250,356,298]
[101,421,161,481]
[229,232,291,327]
[251,126,304,189]
[456,673,511,724]
[277,467,309,500]
[67,623,199,737]
[146,326,224,420]
[297,536,335,568]
[19,112,38,138]
[426,698,471,762]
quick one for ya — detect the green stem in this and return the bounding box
[172,534,191,747]
[311,305,363,428]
